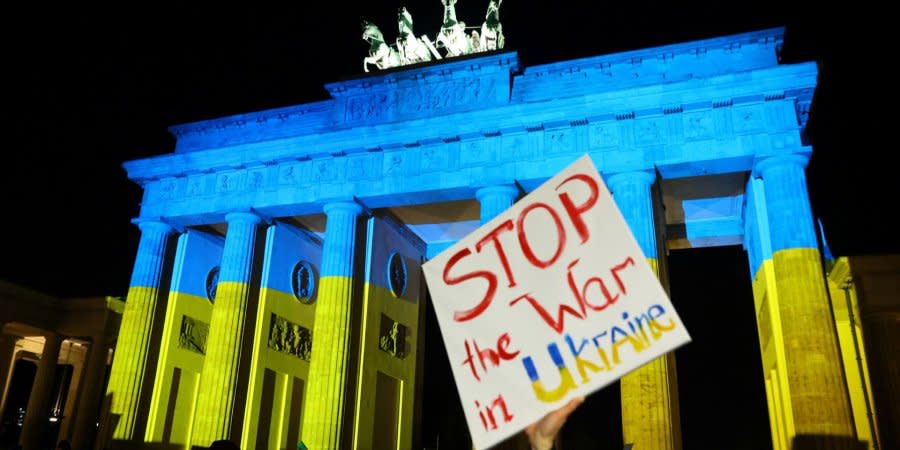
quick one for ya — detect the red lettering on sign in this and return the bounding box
[516,202,566,269]
[474,394,514,431]
[556,173,600,244]
[496,332,520,360]
[462,333,520,381]
[512,256,640,333]
[566,258,620,313]
[476,219,517,288]
[611,256,636,294]
[509,292,585,334]
[445,248,498,322]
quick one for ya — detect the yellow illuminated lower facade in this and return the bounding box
[145,290,210,445]
[241,287,316,450]
[107,285,165,441]
[750,248,887,450]
[620,258,681,450]
[99,225,900,450]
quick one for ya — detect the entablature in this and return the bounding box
[126,62,815,183]
[163,28,790,155]
[126,27,817,228]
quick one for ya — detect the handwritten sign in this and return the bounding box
[422,155,691,449]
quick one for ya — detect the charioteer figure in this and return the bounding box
[396,7,438,65]
[480,0,504,50]
[437,0,473,57]
[362,0,507,71]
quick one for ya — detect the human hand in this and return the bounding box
[524,396,584,450]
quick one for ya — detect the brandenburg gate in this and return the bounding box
[101,26,872,450]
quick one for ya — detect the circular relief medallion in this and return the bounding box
[291,261,318,304]
[205,266,220,303]
[387,251,407,298]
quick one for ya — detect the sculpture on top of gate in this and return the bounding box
[363,0,505,72]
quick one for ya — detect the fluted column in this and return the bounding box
[20,333,63,450]
[755,155,855,445]
[0,329,19,419]
[106,220,174,440]
[301,202,363,450]
[608,171,681,450]
[476,185,518,224]
[70,334,110,450]
[191,212,262,446]
[608,172,657,260]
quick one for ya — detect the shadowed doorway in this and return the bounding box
[669,246,772,450]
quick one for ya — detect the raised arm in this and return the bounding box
[524,396,584,450]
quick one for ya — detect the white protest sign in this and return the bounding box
[422,155,691,449]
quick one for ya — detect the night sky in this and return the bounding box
[1,2,892,448]
[2,1,892,297]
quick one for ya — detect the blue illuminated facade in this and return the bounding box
[124,28,815,260]
[105,27,873,450]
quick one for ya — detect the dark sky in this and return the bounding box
[1,1,892,298]
[1,3,891,448]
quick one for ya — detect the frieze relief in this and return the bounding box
[460,138,498,167]
[544,128,576,156]
[344,92,391,122]
[312,158,340,183]
[278,163,306,186]
[178,315,209,355]
[378,314,408,359]
[419,145,450,172]
[247,169,266,190]
[148,167,276,204]
[588,123,620,149]
[501,133,532,161]
[341,77,498,124]
[158,179,178,201]
[635,118,665,146]
[683,111,714,140]
[382,151,406,177]
[267,313,312,361]
[348,153,378,180]
[732,105,765,133]
[186,175,204,197]
[141,103,763,212]
[216,171,244,194]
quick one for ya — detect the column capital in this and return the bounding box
[224,211,263,225]
[131,218,176,235]
[753,154,810,178]
[605,170,656,190]
[323,201,363,217]
[475,185,519,202]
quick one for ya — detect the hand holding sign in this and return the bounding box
[422,155,691,450]
[525,396,584,450]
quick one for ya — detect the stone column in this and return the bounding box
[0,329,19,419]
[70,335,110,450]
[19,333,64,450]
[476,185,519,224]
[608,171,681,450]
[755,155,856,446]
[191,212,263,447]
[301,202,363,450]
[106,220,174,440]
